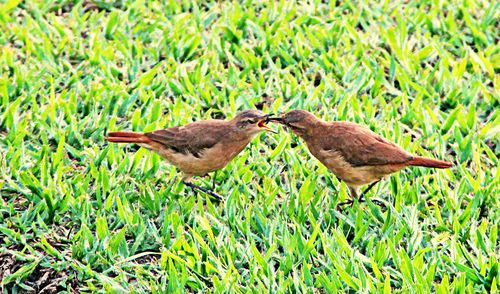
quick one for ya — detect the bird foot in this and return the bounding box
[337,197,389,210]
[337,199,354,207]
[336,198,361,210]
[183,181,223,201]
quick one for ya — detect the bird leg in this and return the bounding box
[359,180,386,207]
[357,180,380,203]
[336,187,359,208]
[336,199,355,207]
[212,171,218,190]
[183,181,223,201]
[336,180,382,209]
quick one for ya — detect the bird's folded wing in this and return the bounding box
[144,121,224,158]
[321,123,412,167]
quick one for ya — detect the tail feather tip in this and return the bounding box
[409,156,453,169]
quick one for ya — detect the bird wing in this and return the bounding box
[144,120,226,158]
[318,122,412,167]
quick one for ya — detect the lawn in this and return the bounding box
[0,0,499,293]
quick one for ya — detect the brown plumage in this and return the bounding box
[269,110,453,205]
[105,110,274,199]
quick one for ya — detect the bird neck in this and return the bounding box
[300,120,323,140]
[224,124,257,143]
[221,130,256,157]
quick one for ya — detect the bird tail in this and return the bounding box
[105,131,151,144]
[407,156,453,169]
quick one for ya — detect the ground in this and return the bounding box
[0,0,499,293]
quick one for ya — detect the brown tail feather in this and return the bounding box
[105,131,151,144]
[408,156,453,169]
[107,131,143,138]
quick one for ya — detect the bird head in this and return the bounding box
[266,110,319,137]
[232,110,276,135]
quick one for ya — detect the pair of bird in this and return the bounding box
[105,109,453,206]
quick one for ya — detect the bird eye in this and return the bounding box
[238,118,255,128]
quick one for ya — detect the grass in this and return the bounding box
[0,0,498,292]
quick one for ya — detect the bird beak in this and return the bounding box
[266,113,283,124]
[266,117,283,123]
[257,118,278,134]
[265,114,284,124]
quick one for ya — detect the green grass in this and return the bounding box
[0,0,499,292]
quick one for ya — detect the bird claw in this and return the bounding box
[336,196,389,211]
[183,181,223,201]
[336,199,356,210]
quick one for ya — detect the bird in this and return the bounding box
[267,110,453,206]
[105,110,275,200]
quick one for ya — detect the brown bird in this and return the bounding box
[268,110,453,206]
[105,110,274,199]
